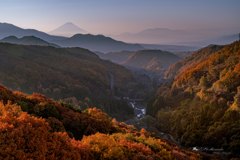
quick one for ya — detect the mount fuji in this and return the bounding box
[48,22,87,37]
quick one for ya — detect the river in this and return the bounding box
[130,101,146,118]
[124,101,146,124]
[124,101,177,143]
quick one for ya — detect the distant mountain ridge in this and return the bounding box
[0,22,66,41]
[1,22,238,49]
[110,28,191,44]
[0,23,144,53]
[51,34,145,53]
[48,22,87,37]
[110,27,239,46]
[0,35,60,47]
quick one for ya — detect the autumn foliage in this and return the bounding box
[0,85,201,159]
[148,40,240,155]
[0,101,93,159]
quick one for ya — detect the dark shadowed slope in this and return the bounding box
[51,34,144,53]
[122,50,181,72]
[0,43,137,120]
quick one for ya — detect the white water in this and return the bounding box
[131,101,145,119]
[130,102,135,108]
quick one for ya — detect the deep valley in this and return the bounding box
[0,4,240,157]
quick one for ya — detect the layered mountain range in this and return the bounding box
[0,22,65,41]
[0,22,145,53]
[1,21,240,157]
[1,22,238,54]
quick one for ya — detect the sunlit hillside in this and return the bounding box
[147,41,240,155]
[165,45,225,79]
[0,85,204,160]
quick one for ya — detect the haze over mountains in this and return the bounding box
[0,22,144,53]
[0,22,65,41]
[175,33,240,47]
[1,22,238,53]
[110,27,239,46]
[111,28,191,44]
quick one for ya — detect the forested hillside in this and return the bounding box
[165,45,224,79]
[121,50,181,79]
[122,50,181,71]
[0,43,136,120]
[147,41,240,155]
[0,85,204,159]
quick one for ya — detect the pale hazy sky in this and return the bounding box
[1,0,240,35]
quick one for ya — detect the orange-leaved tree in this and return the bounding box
[0,101,94,160]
